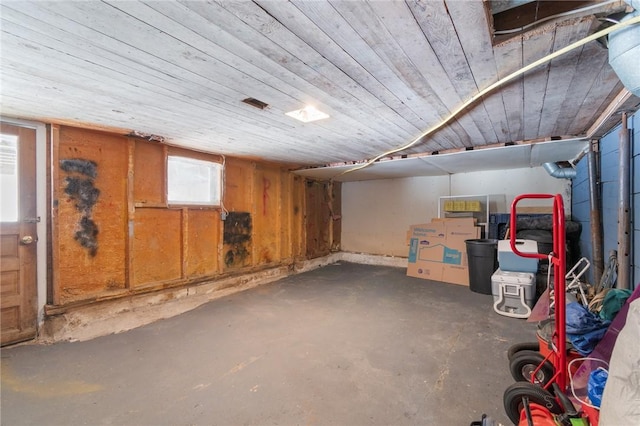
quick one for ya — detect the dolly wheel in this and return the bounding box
[503,382,562,425]
[507,342,540,361]
[509,350,555,386]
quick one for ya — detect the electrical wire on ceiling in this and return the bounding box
[494,0,620,35]
[334,14,640,180]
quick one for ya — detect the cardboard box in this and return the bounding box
[407,218,480,286]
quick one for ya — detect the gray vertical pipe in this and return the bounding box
[588,140,604,286]
[617,112,631,290]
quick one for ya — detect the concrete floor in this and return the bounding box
[1,262,536,425]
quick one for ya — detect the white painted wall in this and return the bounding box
[450,167,572,213]
[341,167,571,257]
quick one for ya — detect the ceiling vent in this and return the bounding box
[242,98,269,110]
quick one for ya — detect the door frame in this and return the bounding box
[1,117,47,331]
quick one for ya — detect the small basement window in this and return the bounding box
[167,156,222,206]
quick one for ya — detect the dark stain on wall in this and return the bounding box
[75,216,99,256]
[60,158,98,178]
[60,158,100,256]
[224,245,250,267]
[63,177,100,211]
[223,212,252,267]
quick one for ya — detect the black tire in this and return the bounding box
[503,382,562,425]
[509,350,555,386]
[507,342,540,361]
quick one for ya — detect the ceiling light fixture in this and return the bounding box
[285,105,330,123]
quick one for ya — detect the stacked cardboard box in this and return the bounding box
[406,218,481,286]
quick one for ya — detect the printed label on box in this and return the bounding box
[443,247,462,265]
[408,238,418,263]
[406,218,480,286]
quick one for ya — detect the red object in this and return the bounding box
[510,194,567,391]
[518,403,557,426]
[582,404,600,425]
[536,320,582,377]
[509,194,599,426]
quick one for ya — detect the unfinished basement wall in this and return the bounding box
[47,125,332,310]
[572,111,638,288]
[341,167,570,257]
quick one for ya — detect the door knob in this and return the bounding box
[20,235,35,245]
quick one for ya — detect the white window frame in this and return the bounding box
[166,155,222,207]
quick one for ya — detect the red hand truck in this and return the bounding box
[502,194,597,426]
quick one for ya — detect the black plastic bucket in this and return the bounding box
[465,239,499,295]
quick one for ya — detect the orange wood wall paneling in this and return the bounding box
[50,125,338,306]
[305,179,331,259]
[133,140,165,205]
[253,165,281,265]
[132,208,182,287]
[331,182,342,251]
[223,157,253,212]
[222,158,254,271]
[185,209,220,277]
[55,127,128,304]
[291,175,304,260]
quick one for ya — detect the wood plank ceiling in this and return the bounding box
[1,0,637,170]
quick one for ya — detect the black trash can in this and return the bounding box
[465,239,499,295]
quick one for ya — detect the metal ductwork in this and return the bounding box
[543,162,577,179]
[608,0,640,96]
